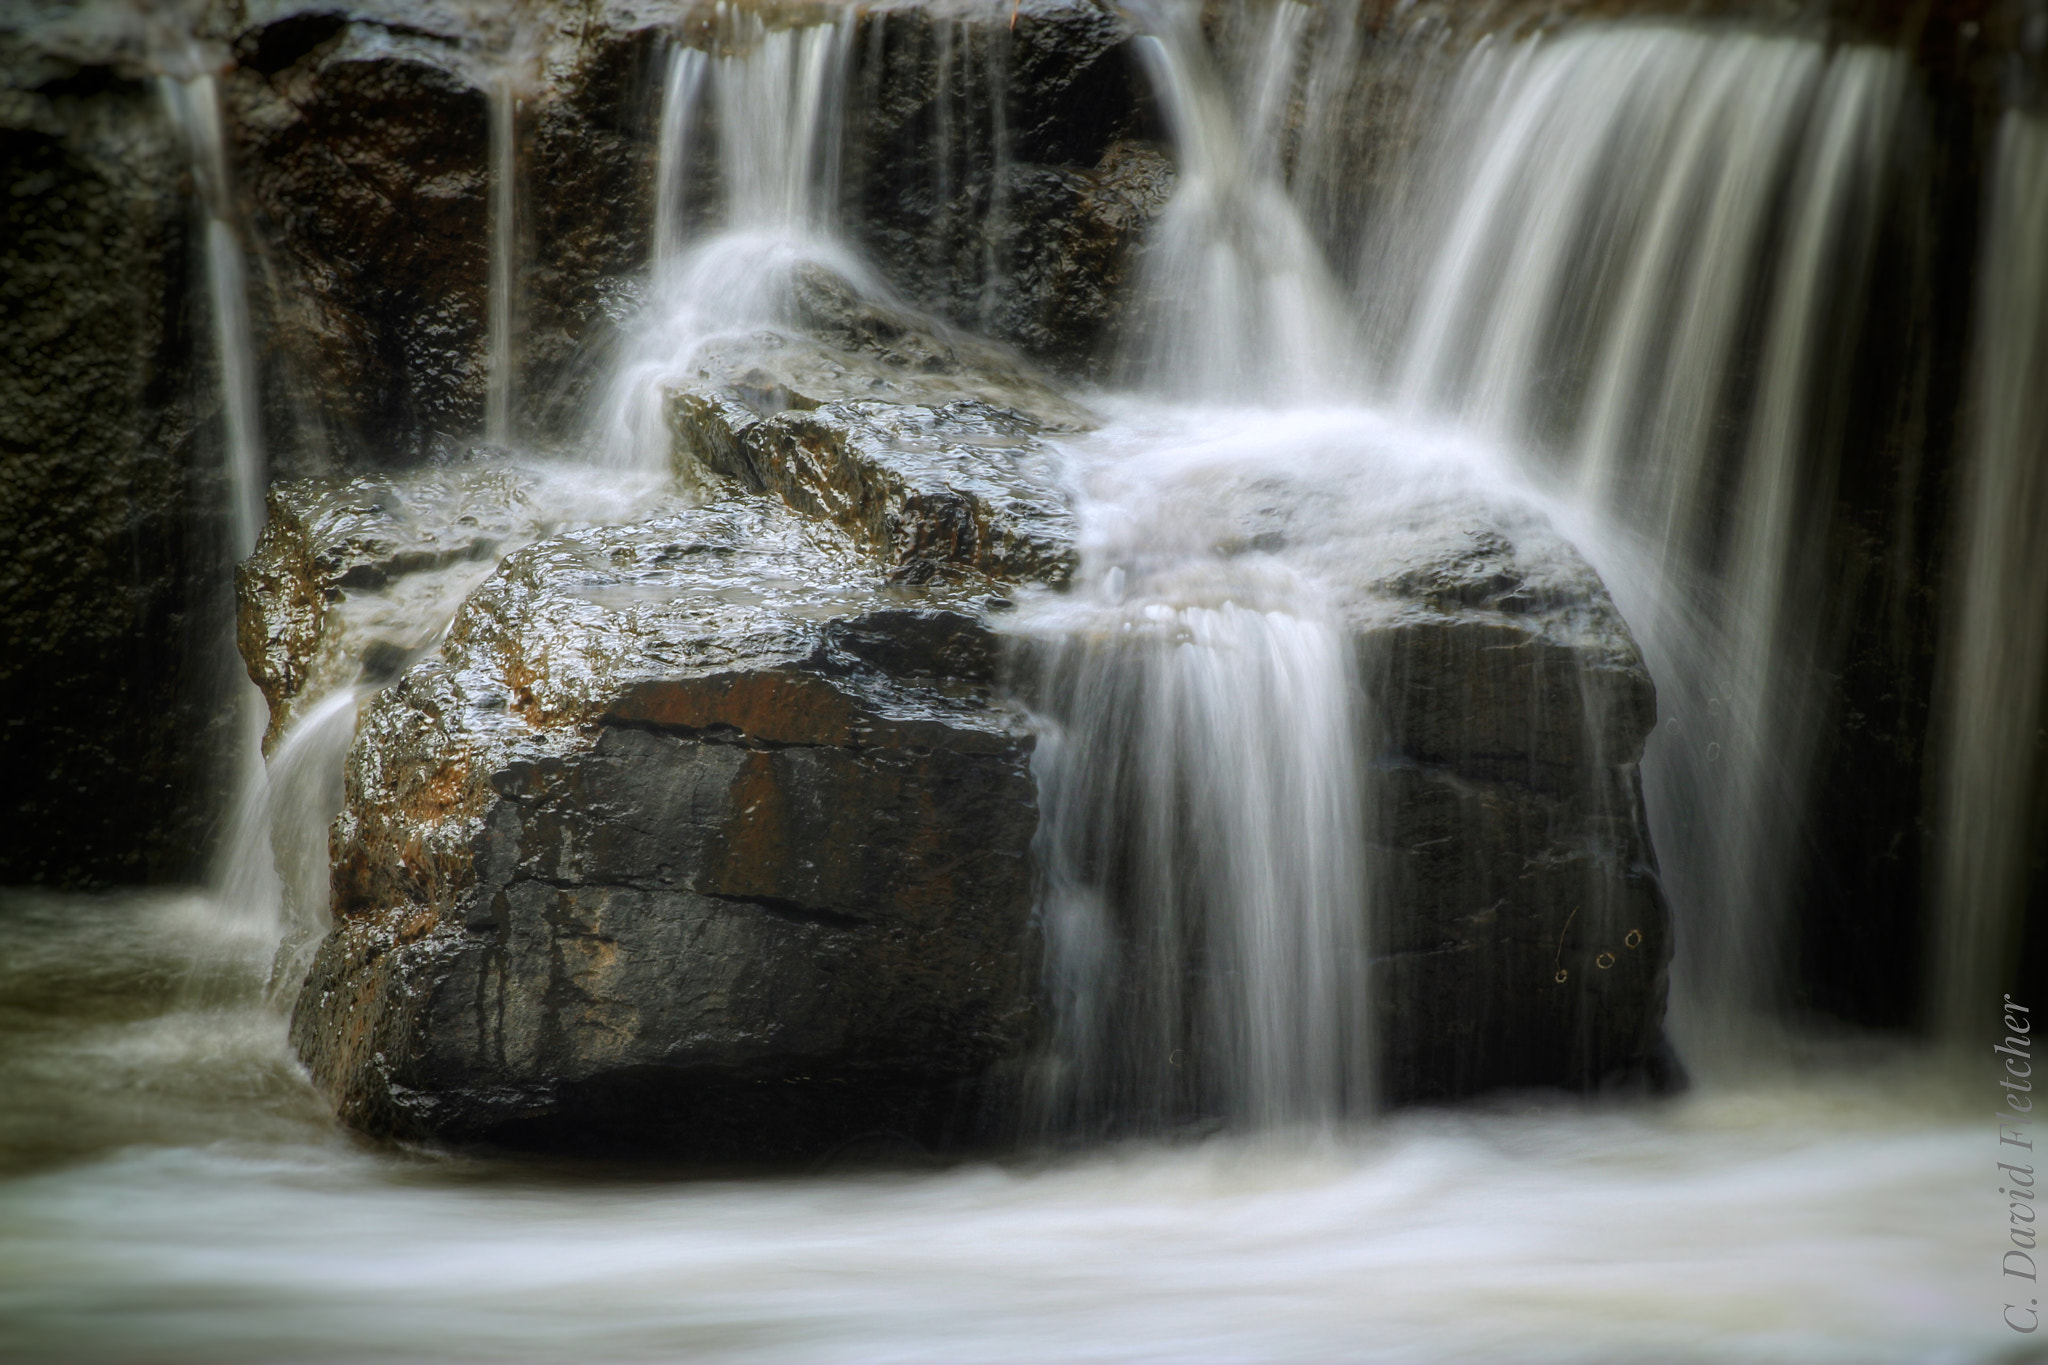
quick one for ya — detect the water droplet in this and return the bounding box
[1705,742,1721,762]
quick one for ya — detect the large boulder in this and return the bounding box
[287,495,1043,1155]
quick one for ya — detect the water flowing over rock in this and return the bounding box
[23,0,2046,1168]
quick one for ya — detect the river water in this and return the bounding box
[0,889,2006,1364]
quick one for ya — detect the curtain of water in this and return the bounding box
[161,73,264,559]
[594,12,860,476]
[1381,27,1908,1046]
[1118,1,1355,401]
[1025,3,1374,1135]
[652,46,709,275]
[1931,112,2048,1038]
[157,70,299,992]
[1022,518,1373,1136]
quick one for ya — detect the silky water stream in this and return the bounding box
[0,10,2027,1363]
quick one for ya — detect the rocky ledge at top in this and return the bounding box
[255,277,1672,1156]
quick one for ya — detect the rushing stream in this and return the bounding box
[4,2,2041,1360]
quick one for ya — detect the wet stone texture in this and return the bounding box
[287,498,1044,1157]
[1304,481,1670,1100]
[216,4,495,466]
[236,468,554,746]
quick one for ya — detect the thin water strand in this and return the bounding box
[1931,111,2048,1038]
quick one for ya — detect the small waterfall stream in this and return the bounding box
[485,71,519,447]
[595,11,861,476]
[158,67,293,988]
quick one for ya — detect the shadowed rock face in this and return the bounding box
[1005,447,1671,1109]
[219,9,492,465]
[0,21,228,885]
[288,497,1042,1156]
[1357,521,1670,1099]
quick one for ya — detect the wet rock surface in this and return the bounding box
[288,497,1042,1157]
[217,5,494,465]
[848,0,1170,378]
[660,263,1085,583]
[1356,519,1670,1100]
[236,468,555,745]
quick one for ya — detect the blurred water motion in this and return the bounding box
[0,891,1998,1364]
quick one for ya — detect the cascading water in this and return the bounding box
[1020,425,1375,1135]
[596,11,861,478]
[1,6,2024,1361]
[1931,111,2048,1040]
[1118,0,1353,401]
[1377,27,1911,1047]
[1023,2,1377,1134]
[157,66,296,985]
[159,70,264,561]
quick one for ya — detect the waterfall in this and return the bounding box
[1119,0,1355,402]
[652,45,708,274]
[1931,112,2048,1039]
[594,10,860,476]
[1024,3,1377,1135]
[157,67,294,990]
[485,73,518,447]
[1020,420,1374,1136]
[160,72,264,559]
[1381,27,1909,1045]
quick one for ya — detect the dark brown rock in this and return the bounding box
[288,497,1042,1156]
[846,0,1170,377]
[219,6,493,465]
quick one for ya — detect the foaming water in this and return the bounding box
[0,891,1998,1363]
